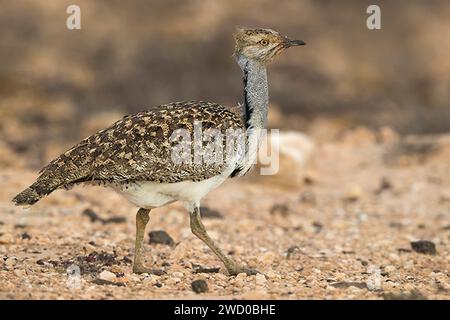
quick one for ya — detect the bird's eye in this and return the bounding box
[259,39,269,46]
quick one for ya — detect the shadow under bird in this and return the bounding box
[13,28,305,275]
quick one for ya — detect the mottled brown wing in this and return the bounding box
[36,101,244,192]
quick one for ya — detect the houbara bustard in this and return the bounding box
[13,28,305,276]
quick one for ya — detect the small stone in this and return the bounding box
[171,242,188,260]
[343,184,363,202]
[98,270,116,282]
[13,269,25,277]
[378,126,399,143]
[330,281,367,290]
[375,177,392,194]
[128,274,140,282]
[172,271,184,278]
[299,191,316,204]
[142,275,155,284]
[255,274,267,285]
[191,279,208,293]
[110,265,124,273]
[5,257,17,268]
[235,272,247,282]
[103,216,126,224]
[266,270,280,279]
[148,230,175,246]
[92,279,125,287]
[285,246,301,259]
[21,232,31,240]
[411,240,436,255]
[258,251,278,265]
[200,206,223,219]
[192,263,220,274]
[82,208,102,223]
[384,265,396,273]
[312,222,323,233]
[334,272,347,281]
[403,283,415,291]
[269,203,290,216]
[383,290,427,300]
[167,277,182,285]
[0,233,14,245]
[388,253,400,262]
[232,245,245,255]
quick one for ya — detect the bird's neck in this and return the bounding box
[238,57,269,130]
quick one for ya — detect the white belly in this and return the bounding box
[112,169,232,209]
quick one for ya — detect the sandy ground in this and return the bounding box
[1,129,450,300]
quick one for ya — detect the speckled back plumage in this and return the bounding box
[13,101,244,205]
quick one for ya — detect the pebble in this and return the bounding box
[334,272,347,281]
[98,270,116,282]
[232,245,245,255]
[255,274,267,285]
[148,230,175,246]
[171,242,188,260]
[343,184,363,202]
[110,265,125,274]
[388,253,400,262]
[191,279,208,293]
[269,203,290,216]
[411,240,437,255]
[142,275,156,285]
[172,271,184,278]
[200,206,223,219]
[128,274,140,282]
[167,277,181,285]
[403,283,415,291]
[258,251,277,265]
[235,273,247,282]
[0,233,14,245]
[242,289,269,299]
[5,257,17,269]
[21,232,31,240]
[384,265,396,273]
[14,269,25,277]
[299,191,316,204]
[266,270,280,279]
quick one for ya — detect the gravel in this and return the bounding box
[1,128,450,299]
[148,230,175,247]
[200,207,223,219]
[99,270,116,282]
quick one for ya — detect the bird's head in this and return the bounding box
[233,27,305,64]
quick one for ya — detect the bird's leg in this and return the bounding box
[189,205,258,276]
[132,208,164,275]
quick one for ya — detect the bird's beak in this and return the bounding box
[287,39,306,46]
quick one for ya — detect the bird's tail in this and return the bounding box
[12,181,56,206]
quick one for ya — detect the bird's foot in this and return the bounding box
[132,264,165,275]
[227,263,260,276]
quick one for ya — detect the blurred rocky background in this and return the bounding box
[1,0,449,168]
